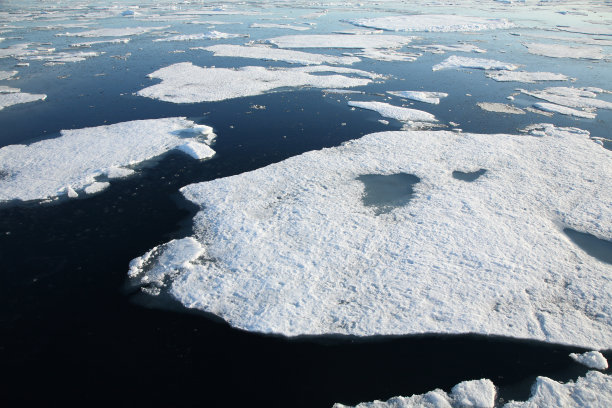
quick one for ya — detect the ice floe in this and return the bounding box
[519,87,612,115]
[128,125,612,348]
[58,26,168,37]
[266,34,415,50]
[0,118,215,203]
[523,42,605,60]
[349,48,421,62]
[432,55,519,71]
[533,102,596,119]
[153,31,248,42]
[334,371,612,408]
[203,44,360,65]
[477,102,525,114]
[70,38,130,48]
[348,101,437,122]
[137,62,378,103]
[485,70,571,83]
[0,91,46,110]
[412,43,487,54]
[250,23,311,31]
[0,70,18,80]
[388,91,448,104]
[570,351,609,370]
[347,15,513,32]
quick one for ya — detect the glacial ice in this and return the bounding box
[266,34,415,50]
[523,42,605,60]
[388,91,448,104]
[128,125,612,349]
[0,118,216,203]
[0,91,46,110]
[348,101,437,122]
[334,371,612,408]
[137,62,377,103]
[432,55,519,71]
[569,351,609,370]
[347,15,513,32]
[477,102,525,114]
[485,70,570,83]
[203,44,360,65]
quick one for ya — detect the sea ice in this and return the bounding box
[128,125,612,349]
[203,44,360,65]
[137,62,377,103]
[412,43,487,54]
[485,70,571,83]
[250,23,311,31]
[432,55,519,71]
[348,101,437,122]
[0,118,216,203]
[350,48,421,62]
[523,42,605,60]
[477,102,525,114]
[58,26,168,37]
[347,15,513,32]
[388,91,448,104]
[0,70,18,80]
[0,91,46,110]
[70,38,130,48]
[520,87,612,112]
[153,31,248,42]
[266,34,415,50]
[533,102,596,119]
[569,351,609,370]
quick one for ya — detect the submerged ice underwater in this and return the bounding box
[0,0,611,406]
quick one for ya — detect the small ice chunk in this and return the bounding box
[153,31,248,42]
[433,55,519,71]
[0,70,18,80]
[84,181,110,195]
[267,34,415,50]
[176,141,216,160]
[523,42,605,60]
[451,379,496,408]
[203,44,360,65]
[533,102,596,119]
[486,70,570,83]
[388,91,448,104]
[347,15,513,32]
[570,351,609,370]
[0,92,46,110]
[0,86,20,93]
[65,186,78,198]
[477,102,525,114]
[105,166,135,179]
[349,101,437,122]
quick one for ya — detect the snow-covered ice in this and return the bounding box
[412,43,487,54]
[58,26,168,37]
[267,34,415,50]
[388,91,448,105]
[137,62,377,103]
[477,102,525,114]
[350,48,421,62]
[569,351,609,370]
[433,55,519,71]
[533,102,596,119]
[523,42,605,60]
[250,23,311,31]
[347,15,513,32]
[348,101,437,122]
[486,70,571,83]
[0,91,46,110]
[520,87,612,113]
[70,38,130,48]
[0,118,216,203]
[203,44,360,65]
[0,70,18,80]
[153,31,247,42]
[128,125,612,349]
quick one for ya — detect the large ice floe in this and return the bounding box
[129,124,612,349]
[523,42,606,60]
[0,118,215,203]
[202,44,360,65]
[519,86,612,118]
[485,70,571,83]
[388,91,448,104]
[477,102,525,115]
[432,55,519,71]
[58,26,168,37]
[346,15,513,32]
[334,371,612,408]
[153,31,247,41]
[137,62,380,103]
[0,88,46,110]
[266,34,415,50]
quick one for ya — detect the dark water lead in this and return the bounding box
[452,169,488,182]
[564,228,612,265]
[358,173,420,215]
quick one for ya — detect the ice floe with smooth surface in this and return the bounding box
[128,124,612,348]
[334,371,612,408]
[250,23,311,31]
[412,43,487,54]
[203,44,360,65]
[138,62,378,103]
[349,101,437,122]
[347,15,513,32]
[523,42,605,60]
[533,102,596,119]
[388,91,448,104]
[0,91,46,110]
[58,26,168,37]
[477,102,525,114]
[267,34,415,50]
[486,70,571,83]
[520,87,612,114]
[0,70,18,80]
[570,351,609,370]
[70,38,130,48]
[153,31,247,42]
[0,118,215,203]
[433,55,519,71]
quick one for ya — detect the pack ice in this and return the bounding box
[0,118,215,203]
[129,125,612,349]
[347,15,513,32]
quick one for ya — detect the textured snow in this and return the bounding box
[0,118,216,203]
[348,101,437,122]
[0,91,46,110]
[334,372,612,408]
[433,56,519,71]
[477,102,525,114]
[0,70,18,80]
[388,91,448,104]
[569,351,609,370]
[128,125,612,348]
[153,31,247,42]
[523,42,605,60]
[267,34,415,50]
[347,15,513,32]
[203,44,360,65]
[137,62,377,103]
[59,26,168,37]
[533,102,596,119]
[486,70,570,83]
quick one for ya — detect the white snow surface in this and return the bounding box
[137,62,377,103]
[203,44,360,65]
[128,126,612,349]
[267,34,415,50]
[485,70,570,83]
[250,23,311,31]
[523,42,605,60]
[334,371,612,408]
[58,26,168,37]
[70,38,130,48]
[0,92,46,110]
[153,31,247,41]
[520,87,612,112]
[433,55,519,71]
[349,101,438,122]
[347,15,513,32]
[569,351,609,370]
[533,102,596,119]
[477,102,525,114]
[388,91,448,104]
[0,118,216,203]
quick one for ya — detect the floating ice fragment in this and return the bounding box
[486,70,570,83]
[533,102,596,119]
[348,101,437,122]
[523,42,605,60]
[267,34,415,50]
[138,62,376,103]
[84,181,110,195]
[0,118,216,203]
[347,15,513,32]
[0,92,46,110]
[58,26,169,37]
[477,102,525,114]
[70,38,130,48]
[176,142,216,160]
[250,23,310,31]
[433,55,519,71]
[570,351,609,370]
[0,70,18,80]
[520,87,612,112]
[153,31,248,42]
[203,44,360,65]
[0,86,19,93]
[388,91,448,104]
[350,48,421,62]
[413,43,487,54]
